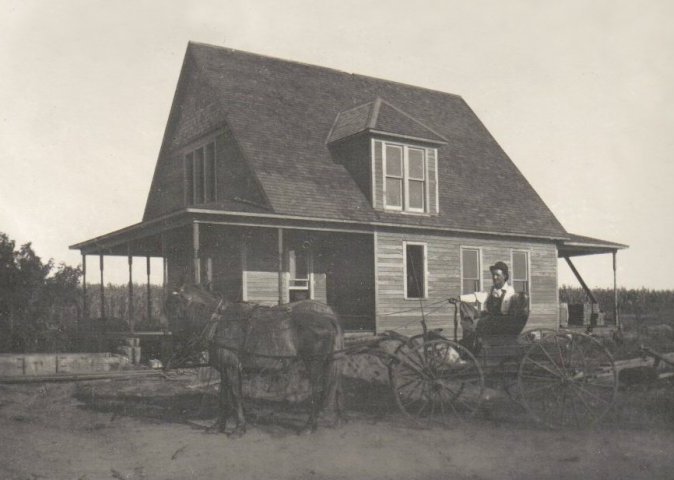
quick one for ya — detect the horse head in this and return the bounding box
[164,283,226,334]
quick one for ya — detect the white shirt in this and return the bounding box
[459,282,516,314]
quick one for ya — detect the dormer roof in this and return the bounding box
[327,98,448,145]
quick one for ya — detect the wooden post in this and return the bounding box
[278,228,284,305]
[193,222,201,284]
[563,256,598,304]
[81,254,87,334]
[128,248,134,333]
[99,254,105,322]
[161,232,167,296]
[613,250,620,330]
[146,256,152,325]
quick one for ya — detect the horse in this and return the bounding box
[164,284,344,436]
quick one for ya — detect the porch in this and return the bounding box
[70,211,377,337]
[557,233,628,331]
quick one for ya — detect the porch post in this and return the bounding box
[81,254,87,334]
[193,222,201,284]
[128,247,134,333]
[613,250,620,330]
[146,256,152,326]
[278,228,284,305]
[161,232,167,296]
[99,254,105,322]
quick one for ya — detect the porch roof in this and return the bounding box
[70,208,580,257]
[557,233,628,258]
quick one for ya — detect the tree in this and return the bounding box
[0,232,81,352]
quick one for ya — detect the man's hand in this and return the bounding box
[448,297,460,305]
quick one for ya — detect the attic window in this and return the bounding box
[384,142,426,212]
[185,141,216,205]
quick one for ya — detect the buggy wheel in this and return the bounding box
[503,328,561,402]
[389,339,484,427]
[518,331,618,429]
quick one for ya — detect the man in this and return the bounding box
[450,261,529,353]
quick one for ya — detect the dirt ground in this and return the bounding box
[0,364,673,480]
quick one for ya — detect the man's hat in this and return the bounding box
[489,261,509,280]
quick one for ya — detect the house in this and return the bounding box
[70,42,626,336]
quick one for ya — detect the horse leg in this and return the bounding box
[302,357,327,433]
[322,357,346,427]
[214,367,229,433]
[227,361,246,437]
[209,349,229,433]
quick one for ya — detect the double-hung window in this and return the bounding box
[185,140,217,205]
[461,247,481,294]
[511,251,529,293]
[384,143,426,212]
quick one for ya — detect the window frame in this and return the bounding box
[382,141,430,213]
[511,249,530,294]
[184,138,217,206]
[403,241,428,300]
[286,245,314,302]
[460,246,483,295]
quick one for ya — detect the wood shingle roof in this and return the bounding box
[150,42,569,239]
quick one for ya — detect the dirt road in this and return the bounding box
[1,374,673,480]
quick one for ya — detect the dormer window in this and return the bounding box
[328,98,443,215]
[184,140,217,206]
[384,142,427,212]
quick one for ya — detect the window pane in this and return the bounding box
[513,252,528,280]
[514,280,528,293]
[385,145,402,177]
[408,180,424,209]
[204,142,216,202]
[408,148,425,179]
[406,245,425,298]
[185,153,194,205]
[386,178,402,207]
[462,249,479,279]
[463,279,480,295]
[193,148,205,204]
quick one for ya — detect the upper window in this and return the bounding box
[384,142,426,212]
[512,251,529,293]
[461,247,481,294]
[404,242,427,299]
[185,140,216,205]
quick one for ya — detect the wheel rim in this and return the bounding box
[518,331,617,428]
[390,338,484,427]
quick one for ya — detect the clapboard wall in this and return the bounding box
[374,229,558,335]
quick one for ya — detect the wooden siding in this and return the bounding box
[243,229,279,306]
[375,230,558,335]
[329,136,371,204]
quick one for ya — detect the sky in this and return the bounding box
[1,0,672,288]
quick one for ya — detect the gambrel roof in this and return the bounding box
[144,42,569,239]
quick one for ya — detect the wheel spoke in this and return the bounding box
[570,382,612,405]
[520,381,560,397]
[554,335,568,373]
[538,342,565,376]
[523,357,562,378]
